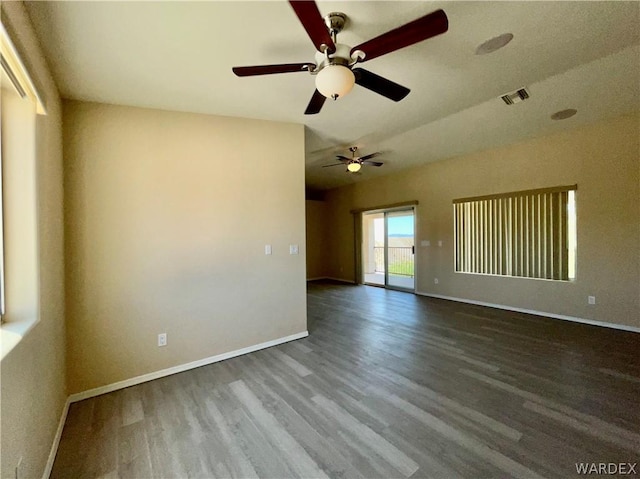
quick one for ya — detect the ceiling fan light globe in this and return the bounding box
[316,64,355,99]
[347,161,361,172]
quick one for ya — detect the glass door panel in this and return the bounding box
[385,209,415,290]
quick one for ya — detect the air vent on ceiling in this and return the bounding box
[500,88,530,105]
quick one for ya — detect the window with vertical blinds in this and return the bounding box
[453,185,577,281]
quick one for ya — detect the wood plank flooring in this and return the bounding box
[51,281,640,478]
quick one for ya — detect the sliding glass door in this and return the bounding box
[362,208,415,291]
[385,210,415,290]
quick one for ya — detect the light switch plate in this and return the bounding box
[588,295,596,305]
[421,240,430,247]
[438,240,443,247]
[289,244,299,255]
[265,244,272,255]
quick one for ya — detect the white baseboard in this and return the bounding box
[324,277,356,284]
[42,397,70,479]
[416,292,640,333]
[307,276,356,284]
[68,331,309,404]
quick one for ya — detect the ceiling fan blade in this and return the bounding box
[232,63,314,77]
[362,160,384,167]
[289,1,336,53]
[351,9,448,63]
[305,89,326,115]
[353,68,410,102]
[358,152,381,162]
[335,155,351,162]
[322,163,345,168]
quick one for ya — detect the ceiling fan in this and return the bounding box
[232,1,448,115]
[323,147,383,173]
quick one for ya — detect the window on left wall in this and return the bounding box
[0,23,46,357]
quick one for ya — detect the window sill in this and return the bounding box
[0,317,38,361]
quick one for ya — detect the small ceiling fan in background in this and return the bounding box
[323,147,383,173]
[232,1,448,114]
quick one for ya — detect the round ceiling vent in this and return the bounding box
[551,109,578,120]
[475,33,514,55]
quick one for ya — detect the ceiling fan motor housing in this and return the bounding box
[313,43,353,71]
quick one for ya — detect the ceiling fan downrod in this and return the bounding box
[312,13,366,100]
[317,13,365,69]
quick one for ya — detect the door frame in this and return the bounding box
[357,205,417,292]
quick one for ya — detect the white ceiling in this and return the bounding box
[26,1,640,191]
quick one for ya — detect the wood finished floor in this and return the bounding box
[51,281,640,478]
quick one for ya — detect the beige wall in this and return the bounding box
[0,3,67,478]
[324,114,640,328]
[63,101,307,394]
[305,199,329,279]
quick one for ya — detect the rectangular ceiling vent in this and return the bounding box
[500,87,530,105]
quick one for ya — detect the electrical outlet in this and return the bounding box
[434,278,439,284]
[264,244,272,255]
[158,333,167,347]
[289,244,299,255]
[588,296,596,305]
[438,240,443,247]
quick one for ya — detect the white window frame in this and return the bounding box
[0,22,46,358]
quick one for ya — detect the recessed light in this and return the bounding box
[475,33,514,55]
[551,109,577,120]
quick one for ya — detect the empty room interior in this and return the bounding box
[1,1,639,478]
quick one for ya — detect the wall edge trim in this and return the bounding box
[416,292,640,333]
[67,331,309,404]
[42,397,70,479]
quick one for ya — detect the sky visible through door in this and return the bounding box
[374,215,414,239]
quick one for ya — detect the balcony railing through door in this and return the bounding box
[373,246,414,277]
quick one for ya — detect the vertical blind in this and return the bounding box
[453,185,577,281]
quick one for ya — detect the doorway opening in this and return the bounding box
[362,208,415,291]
